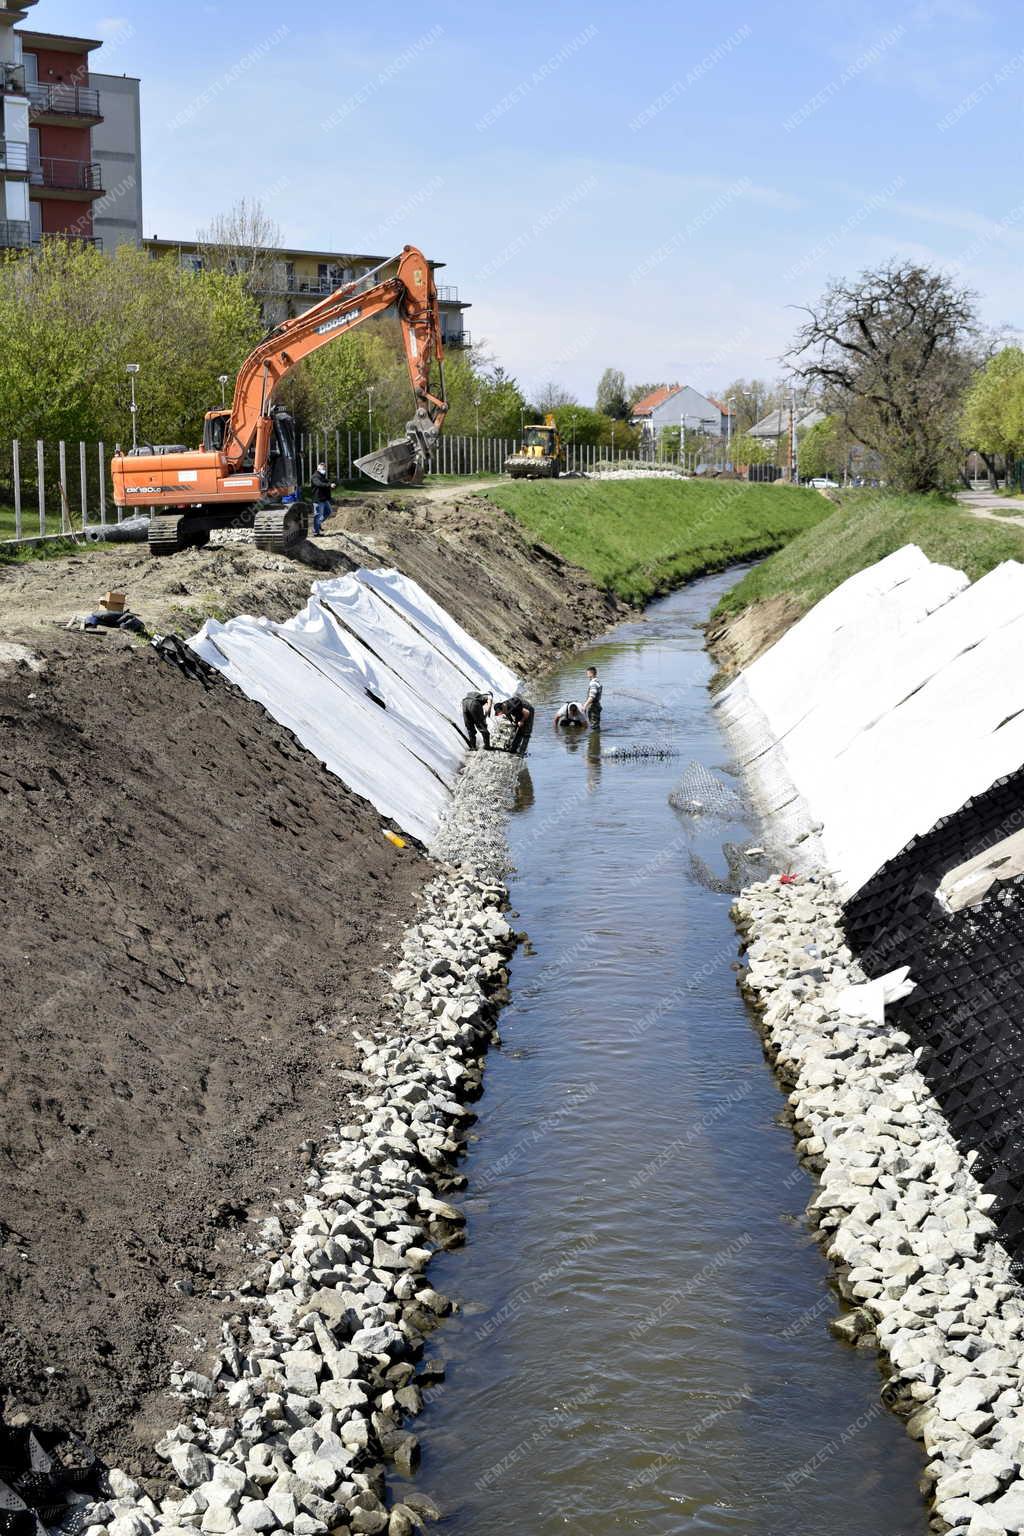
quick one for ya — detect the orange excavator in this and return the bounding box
[110,245,447,555]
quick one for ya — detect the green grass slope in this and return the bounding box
[482,478,827,604]
[713,489,1024,623]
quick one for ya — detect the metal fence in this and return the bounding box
[2,439,114,541]
[1,434,703,544]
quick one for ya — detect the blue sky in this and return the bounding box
[40,0,1024,403]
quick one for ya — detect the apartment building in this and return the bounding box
[0,0,37,252]
[0,6,142,253]
[143,236,472,347]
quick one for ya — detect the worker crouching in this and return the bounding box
[494,695,535,756]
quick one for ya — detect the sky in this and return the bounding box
[36,0,1024,404]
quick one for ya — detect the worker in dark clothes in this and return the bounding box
[311,461,334,536]
[494,695,535,755]
[462,690,493,750]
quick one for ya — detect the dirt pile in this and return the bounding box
[0,637,423,1468]
[0,488,621,676]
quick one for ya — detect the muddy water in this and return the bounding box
[408,573,927,1534]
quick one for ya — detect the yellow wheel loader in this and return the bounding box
[504,413,563,479]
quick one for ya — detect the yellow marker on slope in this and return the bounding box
[383,830,407,849]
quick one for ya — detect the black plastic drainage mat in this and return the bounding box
[840,767,1024,1272]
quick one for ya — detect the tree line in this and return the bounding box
[2,227,1015,494]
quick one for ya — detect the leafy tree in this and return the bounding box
[0,240,262,448]
[728,433,773,467]
[595,367,629,419]
[547,404,625,447]
[961,347,1024,464]
[786,260,981,492]
[797,415,846,479]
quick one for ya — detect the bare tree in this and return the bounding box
[715,377,781,434]
[786,261,980,492]
[196,198,283,299]
[535,381,578,412]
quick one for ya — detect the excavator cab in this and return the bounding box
[202,411,231,453]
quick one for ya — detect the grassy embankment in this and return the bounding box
[482,478,827,604]
[713,488,1024,625]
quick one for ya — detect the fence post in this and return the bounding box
[98,442,108,523]
[58,440,70,533]
[79,440,88,527]
[12,439,20,540]
[37,439,45,536]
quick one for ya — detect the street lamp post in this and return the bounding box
[126,363,140,451]
[218,373,229,407]
[367,386,375,445]
[726,396,735,469]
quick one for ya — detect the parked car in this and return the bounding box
[808,476,839,488]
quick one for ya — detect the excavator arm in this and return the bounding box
[225,245,447,485]
[110,243,447,552]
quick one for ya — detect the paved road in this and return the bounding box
[957,486,1024,525]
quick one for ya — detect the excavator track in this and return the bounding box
[147,515,187,556]
[253,502,308,553]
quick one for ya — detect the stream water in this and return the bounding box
[405,571,927,1534]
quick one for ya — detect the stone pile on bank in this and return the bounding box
[735,875,1024,1536]
[75,794,518,1536]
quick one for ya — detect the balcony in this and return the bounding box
[444,330,471,348]
[28,83,102,124]
[436,284,460,303]
[0,219,31,249]
[0,140,30,174]
[32,233,102,249]
[0,62,26,94]
[29,157,103,199]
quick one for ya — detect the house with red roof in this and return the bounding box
[630,383,732,444]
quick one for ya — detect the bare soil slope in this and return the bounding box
[0,489,620,675]
[0,485,617,1472]
[0,636,424,1467]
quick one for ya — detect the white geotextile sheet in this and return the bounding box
[357,567,520,699]
[276,596,462,782]
[189,568,521,845]
[314,576,494,726]
[189,615,450,845]
[717,546,1024,897]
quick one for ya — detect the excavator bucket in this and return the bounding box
[355,434,423,486]
[355,409,439,487]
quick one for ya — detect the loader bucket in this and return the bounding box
[355,434,423,486]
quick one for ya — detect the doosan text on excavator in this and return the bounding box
[110,246,447,556]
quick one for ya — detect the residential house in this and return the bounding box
[747,404,825,443]
[631,383,732,445]
[144,236,472,346]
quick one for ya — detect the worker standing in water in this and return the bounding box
[495,695,535,755]
[585,665,603,726]
[311,460,334,536]
[462,690,493,750]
